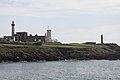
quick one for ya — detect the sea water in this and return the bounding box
[0,60,120,80]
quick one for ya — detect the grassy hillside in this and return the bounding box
[0,43,120,63]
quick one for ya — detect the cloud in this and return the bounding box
[56,23,120,44]
[1,0,120,17]
[0,0,31,7]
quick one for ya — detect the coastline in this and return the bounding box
[0,43,120,63]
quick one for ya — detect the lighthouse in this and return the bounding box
[11,20,15,40]
[46,26,52,42]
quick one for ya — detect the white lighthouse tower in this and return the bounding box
[46,26,52,42]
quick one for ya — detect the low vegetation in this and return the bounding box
[0,42,120,63]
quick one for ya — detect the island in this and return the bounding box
[0,41,120,63]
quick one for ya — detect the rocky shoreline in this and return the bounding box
[0,44,120,63]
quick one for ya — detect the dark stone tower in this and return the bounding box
[101,34,103,44]
[11,21,15,39]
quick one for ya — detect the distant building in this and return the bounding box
[3,36,13,41]
[27,34,45,42]
[0,37,4,40]
[84,42,96,44]
[15,32,45,42]
[15,32,28,42]
[3,21,15,41]
[2,20,52,43]
[45,26,52,42]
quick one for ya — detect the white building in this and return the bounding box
[46,26,52,42]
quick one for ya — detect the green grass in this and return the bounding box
[0,42,120,62]
[42,43,103,49]
[0,42,105,48]
[0,44,32,47]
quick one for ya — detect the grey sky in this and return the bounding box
[0,0,120,44]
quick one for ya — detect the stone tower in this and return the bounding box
[11,20,15,39]
[46,26,52,42]
[101,34,103,44]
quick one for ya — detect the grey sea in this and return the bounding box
[0,60,120,80]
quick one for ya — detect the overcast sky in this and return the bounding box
[0,0,120,44]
